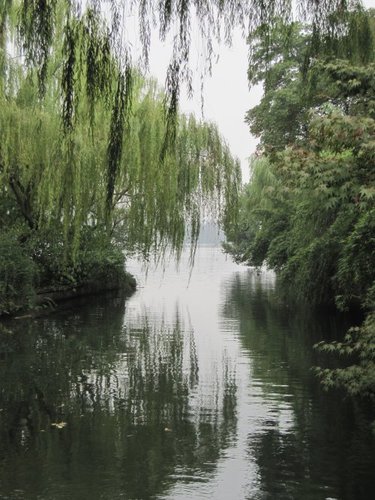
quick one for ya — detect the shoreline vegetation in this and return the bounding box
[0,242,136,319]
[224,9,375,400]
[8,272,136,319]
[4,276,136,320]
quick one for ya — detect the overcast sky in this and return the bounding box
[128,0,375,184]
[146,28,260,184]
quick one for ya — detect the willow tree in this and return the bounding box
[0,1,241,314]
[0,0,243,253]
[0,1,365,244]
[0,67,241,251]
[0,57,241,313]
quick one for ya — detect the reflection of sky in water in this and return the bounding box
[125,247,298,499]
[1,246,373,499]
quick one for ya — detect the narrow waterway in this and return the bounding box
[0,246,374,499]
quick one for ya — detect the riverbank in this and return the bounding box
[0,268,136,319]
[40,270,135,315]
[0,227,137,319]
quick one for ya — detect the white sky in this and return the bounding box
[129,0,375,184]
[144,28,261,184]
[148,30,259,184]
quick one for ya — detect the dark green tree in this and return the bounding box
[225,10,375,397]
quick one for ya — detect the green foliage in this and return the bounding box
[228,15,375,308]
[0,63,240,261]
[224,156,290,268]
[0,230,37,314]
[0,220,134,316]
[26,226,127,290]
[0,1,241,314]
[246,11,375,154]
[226,11,375,397]
[246,20,311,152]
[234,70,375,306]
[336,209,375,309]
[315,313,375,398]
[0,1,366,137]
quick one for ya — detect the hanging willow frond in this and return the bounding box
[83,7,112,127]
[11,0,364,133]
[106,66,133,228]
[18,0,57,97]
[61,17,77,132]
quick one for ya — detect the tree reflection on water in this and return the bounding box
[222,269,375,500]
[0,292,237,499]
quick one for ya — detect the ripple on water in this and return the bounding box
[0,247,374,500]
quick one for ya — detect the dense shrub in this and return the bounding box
[27,226,128,290]
[0,226,132,316]
[0,232,37,315]
[315,313,375,398]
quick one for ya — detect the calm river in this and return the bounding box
[0,246,374,499]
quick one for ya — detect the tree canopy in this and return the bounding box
[226,9,375,303]
[0,1,368,132]
[0,0,243,255]
[225,9,375,397]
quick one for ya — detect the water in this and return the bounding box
[0,246,373,499]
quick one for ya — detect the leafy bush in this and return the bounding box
[279,236,338,306]
[0,232,37,314]
[315,312,375,398]
[336,209,375,310]
[27,226,127,290]
[0,225,132,316]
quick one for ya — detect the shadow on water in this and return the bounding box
[221,269,375,500]
[0,291,237,500]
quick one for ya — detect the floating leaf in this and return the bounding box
[51,422,67,429]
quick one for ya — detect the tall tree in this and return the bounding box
[225,10,375,397]
[0,3,242,313]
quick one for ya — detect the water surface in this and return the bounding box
[0,247,374,499]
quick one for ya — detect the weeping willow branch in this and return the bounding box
[10,0,365,134]
[18,0,57,97]
[105,67,132,230]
